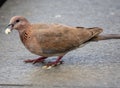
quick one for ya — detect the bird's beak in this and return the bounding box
[5,24,14,34]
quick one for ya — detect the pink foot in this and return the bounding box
[24,57,47,64]
[46,56,63,67]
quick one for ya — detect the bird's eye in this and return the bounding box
[16,19,20,23]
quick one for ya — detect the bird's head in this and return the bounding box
[5,16,30,34]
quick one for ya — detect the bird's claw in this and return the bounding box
[42,61,64,69]
[24,57,46,64]
[32,60,44,64]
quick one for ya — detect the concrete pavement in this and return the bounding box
[0,0,120,88]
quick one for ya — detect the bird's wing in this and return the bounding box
[33,23,103,55]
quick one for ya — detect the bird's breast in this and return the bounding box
[20,32,42,55]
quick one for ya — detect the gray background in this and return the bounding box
[0,0,120,88]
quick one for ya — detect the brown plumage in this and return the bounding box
[5,16,120,69]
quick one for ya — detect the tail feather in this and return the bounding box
[91,34,120,41]
[76,27,120,41]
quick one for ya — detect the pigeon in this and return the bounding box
[5,16,120,69]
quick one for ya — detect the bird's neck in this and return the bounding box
[18,24,31,35]
[19,25,32,44]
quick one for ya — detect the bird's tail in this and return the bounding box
[91,34,120,41]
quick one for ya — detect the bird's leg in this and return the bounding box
[42,56,63,69]
[47,56,63,66]
[24,57,47,64]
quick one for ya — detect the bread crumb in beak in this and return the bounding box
[5,28,11,34]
